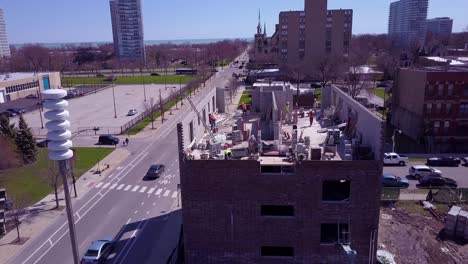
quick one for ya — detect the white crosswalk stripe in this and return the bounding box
[124,185,132,191]
[171,191,178,198]
[110,183,118,190]
[139,186,147,193]
[103,183,110,189]
[117,184,125,190]
[95,182,103,188]
[132,186,140,192]
[155,189,163,195]
[163,190,171,197]
[148,187,155,194]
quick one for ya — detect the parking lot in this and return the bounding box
[383,161,468,189]
[15,84,184,135]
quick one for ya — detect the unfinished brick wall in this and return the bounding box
[180,159,382,264]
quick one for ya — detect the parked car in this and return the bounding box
[127,109,138,116]
[426,157,461,167]
[383,152,408,166]
[98,135,119,145]
[418,175,458,188]
[310,83,322,88]
[382,174,409,188]
[145,164,165,179]
[409,165,442,179]
[462,157,468,166]
[150,72,160,76]
[26,93,38,99]
[81,239,113,264]
[36,139,49,148]
[6,108,26,115]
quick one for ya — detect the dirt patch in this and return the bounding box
[379,202,468,264]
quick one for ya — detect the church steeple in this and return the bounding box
[263,22,267,35]
[257,9,262,34]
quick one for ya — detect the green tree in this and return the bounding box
[0,115,17,139]
[15,115,38,164]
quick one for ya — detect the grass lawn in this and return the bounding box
[373,88,386,99]
[62,75,193,87]
[238,91,252,105]
[409,157,427,163]
[315,88,322,102]
[0,148,114,206]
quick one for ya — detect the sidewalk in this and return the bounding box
[0,148,130,264]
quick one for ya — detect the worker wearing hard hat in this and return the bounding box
[224,149,232,160]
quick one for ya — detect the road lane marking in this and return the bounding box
[95,182,103,188]
[103,183,110,189]
[110,183,118,190]
[115,219,149,264]
[134,210,138,214]
[146,211,150,215]
[141,202,144,206]
[163,190,171,197]
[172,191,178,198]
[139,186,147,193]
[117,184,125,190]
[148,187,155,194]
[124,185,132,191]
[153,202,156,206]
[132,186,140,192]
[155,189,163,195]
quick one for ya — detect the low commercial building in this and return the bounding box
[392,67,468,152]
[0,72,61,104]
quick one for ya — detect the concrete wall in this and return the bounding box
[180,159,382,264]
[216,87,225,113]
[323,85,385,160]
[180,86,217,148]
[391,69,427,140]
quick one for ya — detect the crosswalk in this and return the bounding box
[94,182,178,198]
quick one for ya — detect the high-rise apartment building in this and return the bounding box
[388,0,429,49]
[110,0,145,62]
[0,9,11,58]
[426,17,453,45]
[264,0,352,77]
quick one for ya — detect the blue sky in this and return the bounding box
[2,0,467,44]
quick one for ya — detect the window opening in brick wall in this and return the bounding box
[261,246,294,257]
[322,180,350,202]
[261,205,295,217]
[320,223,349,244]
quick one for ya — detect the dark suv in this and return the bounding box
[98,135,119,145]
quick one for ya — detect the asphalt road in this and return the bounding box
[383,162,468,189]
[8,51,249,264]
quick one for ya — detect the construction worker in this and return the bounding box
[224,149,232,160]
[209,113,216,130]
[241,103,247,116]
[309,111,315,126]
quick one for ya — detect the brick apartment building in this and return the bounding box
[257,0,352,77]
[392,67,468,152]
[177,125,381,263]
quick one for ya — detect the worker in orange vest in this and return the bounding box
[309,111,315,126]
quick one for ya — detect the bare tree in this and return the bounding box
[0,134,20,170]
[345,52,372,99]
[376,54,399,80]
[42,161,61,209]
[20,45,49,72]
[9,194,29,243]
[315,55,344,87]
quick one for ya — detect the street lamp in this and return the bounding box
[112,85,117,118]
[392,129,402,153]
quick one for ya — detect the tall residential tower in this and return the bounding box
[426,17,453,45]
[0,9,11,58]
[110,0,145,62]
[388,0,429,49]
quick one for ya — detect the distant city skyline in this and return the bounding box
[1,0,467,44]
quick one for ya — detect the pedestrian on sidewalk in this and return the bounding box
[309,111,315,126]
[125,138,129,146]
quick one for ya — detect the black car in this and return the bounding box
[7,108,26,115]
[426,157,460,167]
[98,135,119,145]
[145,164,165,179]
[418,175,458,188]
[382,174,409,188]
[1,110,16,117]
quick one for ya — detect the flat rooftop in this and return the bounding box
[0,72,55,83]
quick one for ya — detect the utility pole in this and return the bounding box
[179,77,184,106]
[112,85,117,118]
[142,70,147,102]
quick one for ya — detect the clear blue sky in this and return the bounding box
[2,0,467,44]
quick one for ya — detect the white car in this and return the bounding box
[409,165,442,179]
[127,109,138,116]
[383,152,409,166]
